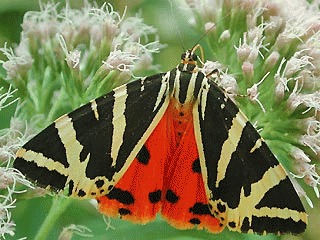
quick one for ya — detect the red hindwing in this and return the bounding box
[97,101,223,233]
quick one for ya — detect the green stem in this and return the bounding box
[34,197,72,240]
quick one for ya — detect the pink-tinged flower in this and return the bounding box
[58,224,93,240]
[103,49,139,72]
[0,43,33,81]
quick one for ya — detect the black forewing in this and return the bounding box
[194,79,307,234]
[14,72,170,197]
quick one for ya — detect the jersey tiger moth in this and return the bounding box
[14,44,307,234]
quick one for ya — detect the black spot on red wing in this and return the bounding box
[179,111,184,116]
[119,208,131,216]
[95,179,104,188]
[78,189,86,197]
[136,145,150,165]
[107,187,134,205]
[217,203,226,213]
[189,202,210,215]
[192,158,201,173]
[165,190,179,203]
[148,190,161,203]
[190,218,201,225]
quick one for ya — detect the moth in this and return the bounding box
[14,44,307,234]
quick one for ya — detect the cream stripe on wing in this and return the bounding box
[199,79,210,120]
[55,115,91,188]
[16,148,68,175]
[111,84,128,167]
[252,206,307,222]
[153,72,170,112]
[250,138,263,153]
[90,99,99,120]
[216,112,248,187]
[140,77,146,92]
[55,115,83,167]
[185,72,197,103]
[172,70,181,101]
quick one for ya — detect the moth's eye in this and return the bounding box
[190,53,198,61]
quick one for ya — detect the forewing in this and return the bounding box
[193,79,307,234]
[14,72,171,198]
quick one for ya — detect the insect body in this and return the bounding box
[14,45,307,234]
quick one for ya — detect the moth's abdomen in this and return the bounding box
[168,99,194,145]
[170,69,203,105]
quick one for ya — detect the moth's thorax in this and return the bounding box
[171,48,202,105]
[171,68,203,105]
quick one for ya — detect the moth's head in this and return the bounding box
[178,45,202,72]
[181,49,198,63]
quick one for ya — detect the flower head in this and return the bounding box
[1,2,163,123]
[58,224,93,240]
[103,48,139,72]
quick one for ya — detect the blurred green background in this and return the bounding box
[0,0,318,239]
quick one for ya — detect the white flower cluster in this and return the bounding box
[0,116,34,238]
[0,2,163,104]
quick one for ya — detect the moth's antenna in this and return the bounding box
[190,44,205,64]
[192,23,215,50]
